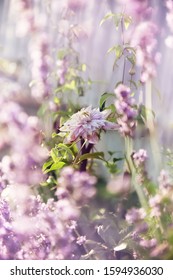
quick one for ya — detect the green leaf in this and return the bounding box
[108,151,116,156]
[115,45,123,59]
[106,162,120,174]
[124,15,132,30]
[42,160,53,172]
[64,80,76,91]
[129,80,138,89]
[127,54,136,66]
[107,46,116,54]
[81,63,86,72]
[107,45,123,60]
[44,162,66,173]
[114,14,121,29]
[50,148,59,163]
[57,49,68,60]
[54,96,60,105]
[57,143,75,159]
[78,152,105,163]
[99,92,115,111]
[100,12,115,26]
[115,81,123,88]
[52,132,58,138]
[106,104,116,113]
[113,157,124,163]
[54,85,64,93]
[125,47,136,55]
[139,105,155,123]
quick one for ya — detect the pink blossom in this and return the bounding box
[158,170,171,189]
[76,235,86,245]
[125,207,146,224]
[114,84,137,137]
[132,149,148,167]
[139,238,157,248]
[60,106,118,144]
[131,22,158,55]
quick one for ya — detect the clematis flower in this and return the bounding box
[59,106,118,144]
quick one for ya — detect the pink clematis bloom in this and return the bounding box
[60,106,118,144]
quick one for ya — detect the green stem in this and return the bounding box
[125,137,148,210]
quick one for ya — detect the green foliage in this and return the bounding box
[100,12,132,30]
[138,104,155,125]
[99,92,115,111]
[42,142,77,174]
[77,152,105,164]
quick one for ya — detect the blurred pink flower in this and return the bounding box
[126,207,146,224]
[131,21,159,82]
[114,84,137,137]
[139,238,157,249]
[131,22,158,56]
[118,0,150,21]
[165,0,173,48]
[158,169,171,189]
[60,106,118,144]
[68,0,86,11]
[106,173,131,195]
[132,149,148,167]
